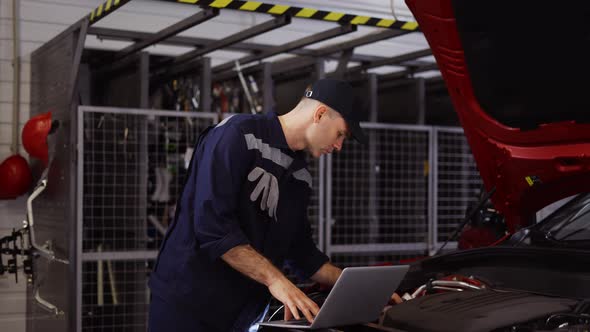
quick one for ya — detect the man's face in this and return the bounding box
[307,105,349,158]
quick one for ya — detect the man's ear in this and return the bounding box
[313,105,327,123]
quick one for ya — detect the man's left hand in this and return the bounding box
[389,292,403,305]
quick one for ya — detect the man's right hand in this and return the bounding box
[221,245,320,323]
[268,276,320,323]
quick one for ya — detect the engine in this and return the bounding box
[381,275,590,332]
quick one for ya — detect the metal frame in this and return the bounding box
[200,57,212,112]
[261,62,274,113]
[78,106,220,118]
[431,125,471,253]
[277,28,412,75]
[360,122,434,131]
[88,0,133,25]
[114,8,219,62]
[217,28,416,81]
[87,26,382,63]
[329,243,428,254]
[318,155,326,252]
[428,126,438,255]
[213,23,357,73]
[162,0,418,31]
[26,15,90,332]
[416,77,426,125]
[367,74,379,247]
[83,7,435,84]
[380,63,439,82]
[162,15,292,77]
[316,63,327,253]
[325,123,433,258]
[81,251,159,261]
[325,124,472,259]
[326,153,334,257]
[87,0,419,31]
[348,48,432,74]
[76,106,84,332]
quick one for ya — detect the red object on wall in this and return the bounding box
[0,154,32,199]
[22,111,52,165]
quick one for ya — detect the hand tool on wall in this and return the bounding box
[212,83,229,113]
[159,168,172,203]
[148,215,167,236]
[97,244,104,306]
[105,251,118,305]
[151,168,163,202]
[247,75,263,113]
[96,243,119,306]
[191,84,200,111]
[234,61,259,114]
[150,167,173,202]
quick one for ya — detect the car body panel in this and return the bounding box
[405,0,590,231]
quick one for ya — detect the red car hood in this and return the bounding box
[406,0,590,231]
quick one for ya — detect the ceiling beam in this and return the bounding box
[112,8,218,62]
[212,23,357,73]
[379,62,439,82]
[313,29,408,57]
[157,15,292,78]
[348,48,432,74]
[87,26,383,63]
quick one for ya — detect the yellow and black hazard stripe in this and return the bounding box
[88,0,132,24]
[88,0,418,30]
[175,0,419,30]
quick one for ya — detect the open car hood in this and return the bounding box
[406,0,590,231]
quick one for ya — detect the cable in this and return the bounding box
[434,186,497,256]
[267,304,285,322]
[489,232,511,247]
[574,299,590,314]
[265,292,325,322]
[546,313,590,327]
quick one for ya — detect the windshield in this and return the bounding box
[540,193,590,241]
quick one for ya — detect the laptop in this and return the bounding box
[259,265,409,330]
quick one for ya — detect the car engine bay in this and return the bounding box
[376,270,590,332]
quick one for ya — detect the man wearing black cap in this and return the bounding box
[148,79,368,332]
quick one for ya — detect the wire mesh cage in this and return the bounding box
[328,124,431,248]
[78,107,218,331]
[330,252,426,268]
[81,109,217,253]
[306,155,322,246]
[434,128,483,243]
[81,259,154,332]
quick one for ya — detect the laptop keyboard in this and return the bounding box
[280,319,311,326]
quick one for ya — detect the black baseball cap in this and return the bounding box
[304,78,368,145]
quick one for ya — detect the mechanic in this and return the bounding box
[148,78,368,332]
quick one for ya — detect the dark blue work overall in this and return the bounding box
[148,112,329,331]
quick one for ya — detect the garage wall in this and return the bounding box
[0,1,30,161]
[1,1,28,331]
